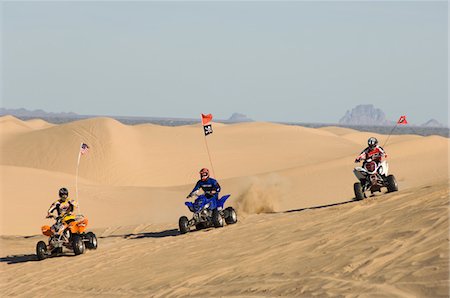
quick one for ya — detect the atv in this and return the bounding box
[36,214,97,260]
[179,194,237,234]
[353,157,398,200]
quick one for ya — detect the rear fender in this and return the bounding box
[69,217,89,234]
[76,218,88,234]
[69,222,78,234]
[217,195,231,209]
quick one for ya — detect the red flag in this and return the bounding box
[201,114,213,125]
[397,115,408,125]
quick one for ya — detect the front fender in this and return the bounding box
[379,161,389,175]
[185,202,194,212]
[353,167,367,180]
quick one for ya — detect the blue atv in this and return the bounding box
[179,194,237,234]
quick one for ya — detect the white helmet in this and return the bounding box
[368,137,378,149]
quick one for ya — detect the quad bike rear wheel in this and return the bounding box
[224,207,238,225]
[212,210,224,228]
[85,232,98,250]
[179,216,190,234]
[386,175,398,192]
[72,234,85,255]
[353,182,365,201]
[36,241,47,260]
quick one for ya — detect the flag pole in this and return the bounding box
[75,142,82,213]
[382,123,398,148]
[203,133,216,178]
[383,116,407,148]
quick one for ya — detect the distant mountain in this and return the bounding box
[0,108,255,125]
[0,108,78,118]
[421,119,444,128]
[339,105,390,126]
[227,113,253,123]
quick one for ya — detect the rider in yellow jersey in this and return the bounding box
[46,187,78,235]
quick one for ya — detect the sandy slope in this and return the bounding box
[1,117,363,186]
[0,116,449,235]
[0,116,449,296]
[1,182,448,297]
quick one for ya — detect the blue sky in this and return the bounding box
[1,1,448,124]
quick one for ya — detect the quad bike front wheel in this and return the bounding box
[353,182,365,201]
[72,234,85,255]
[212,210,224,228]
[224,207,238,225]
[179,216,190,234]
[386,175,398,192]
[36,241,48,260]
[85,232,98,250]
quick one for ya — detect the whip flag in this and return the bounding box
[383,115,408,147]
[200,113,215,177]
[80,143,90,155]
[397,115,408,125]
[76,142,90,212]
[202,114,213,136]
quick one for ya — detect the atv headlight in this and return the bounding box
[204,202,211,209]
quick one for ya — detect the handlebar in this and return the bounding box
[186,190,217,199]
[46,214,67,221]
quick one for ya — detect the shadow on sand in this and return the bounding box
[0,254,38,264]
[0,253,75,265]
[99,228,181,240]
[284,198,357,213]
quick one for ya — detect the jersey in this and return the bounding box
[190,178,221,197]
[48,198,78,217]
[357,145,387,162]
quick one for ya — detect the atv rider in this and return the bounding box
[46,187,78,235]
[355,137,387,164]
[187,168,221,203]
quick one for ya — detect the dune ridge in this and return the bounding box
[0,116,448,235]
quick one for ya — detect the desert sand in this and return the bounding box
[0,116,448,297]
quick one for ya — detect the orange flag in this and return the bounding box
[201,114,213,136]
[397,115,408,125]
[201,114,213,125]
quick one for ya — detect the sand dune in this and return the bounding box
[319,125,359,136]
[0,116,34,140]
[0,116,448,235]
[1,117,364,186]
[0,116,448,296]
[25,118,54,130]
[1,182,448,297]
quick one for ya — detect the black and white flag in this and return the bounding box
[203,124,213,136]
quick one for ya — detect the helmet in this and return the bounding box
[59,187,69,200]
[368,137,378,149]
[199,168,210,181]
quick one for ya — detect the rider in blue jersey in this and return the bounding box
[187,168,221,201]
